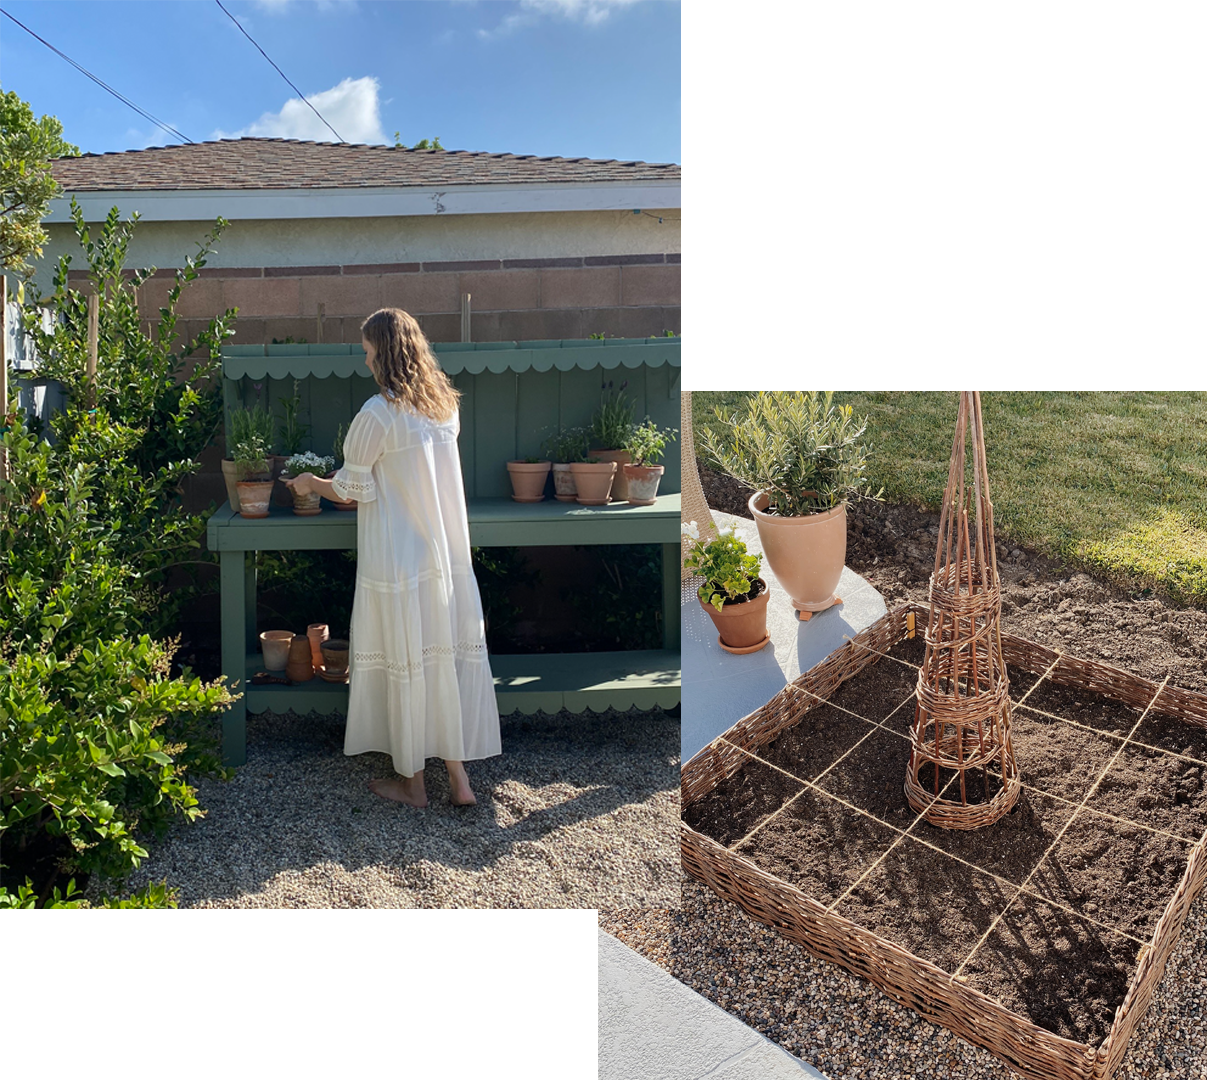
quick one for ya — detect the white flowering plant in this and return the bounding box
[682,521,764,611]
[281,451,335,478]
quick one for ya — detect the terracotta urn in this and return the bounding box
[569,460,617,506]
[235,479,275,519]
[589,449,631,501]
[259,630,293,672]
[552,462,577,502]
[324,470,357,510]
[320,638,349,677]
[698,578,771,653]
[622,463,664,506]
[749,491,846,614]
[285,634,314,682]
[306,623,329,669]
[507,460,552,503]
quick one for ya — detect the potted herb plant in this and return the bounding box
[230,427,274,519]
[280,451,335,515]
[589,379,636,502]
[324,421,357,510]
[700,391,880,620]
[622,419,677,505]
[542,427,590,502]
[682,520,770,652]
[506,456,552,503]
[222,403,274,511]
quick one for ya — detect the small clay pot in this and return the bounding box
[698,578,771,652]
[507,460,551,503]
[552,462,577,502]
[569,461,617,506]
[589,449,631,501]
[622,463,665,506]
[236,479,275,518]
[285,634,314,682]
[259,630,293,672]
[320,638,349,676]
[306,623,329,669]
[289,485,322,516]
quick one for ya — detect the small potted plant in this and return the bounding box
[506,455,552,503]
[324,421,358,510]
[542,427,590,502]
[682,520,770,652]
[700,391,881,621]
[622,419,677,505]
[230,427,274,519]
[589,379,636,502]
[281,451,335,515]
[568,455,617,505]
[222,403,274,511]
[273,380,309,506]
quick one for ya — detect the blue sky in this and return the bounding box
[0,0,680,162]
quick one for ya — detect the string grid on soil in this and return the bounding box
[682,609,1207,1079]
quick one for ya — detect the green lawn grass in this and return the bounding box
[693,392,1207,605]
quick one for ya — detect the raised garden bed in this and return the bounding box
[681,602,1207,1080]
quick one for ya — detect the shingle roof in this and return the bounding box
[51,137,680,191]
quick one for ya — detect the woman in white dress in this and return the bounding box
[283,308,502,808]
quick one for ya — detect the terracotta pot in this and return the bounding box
[749,491,846,612]
[221,459,242,511]
[259,630,293,672]
[552,462,577,502]
[569,461,617,506]
[320,638,349,676]
[698,578,771,652]
[285,634,314,682]
[590,449,631,501]
[235,479,275,519]
[324,470,358,510]
[306,623,329,669]
[289,485,322,516]
[622,463,664,506]
[507,460,551,503]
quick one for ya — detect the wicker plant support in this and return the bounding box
[905,391,1020,829]
[681,601,1207,1080]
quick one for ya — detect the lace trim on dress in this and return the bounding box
[332,469,376,502]
[353,642,488,679]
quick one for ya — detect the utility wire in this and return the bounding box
[213,0,345,143]
[0,7,195,145]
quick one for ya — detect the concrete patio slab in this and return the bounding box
[682,510,887,763]
[599,929,828,1080]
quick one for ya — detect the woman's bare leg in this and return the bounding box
[446,760,476,806]
[368,770,428,807]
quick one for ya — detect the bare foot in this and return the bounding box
[446,762,477,806]
[368,775,428,808]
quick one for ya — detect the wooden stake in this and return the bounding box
[461,292,472,342]
[86,291,99,409]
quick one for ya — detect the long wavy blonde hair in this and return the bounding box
[361,308,460,421]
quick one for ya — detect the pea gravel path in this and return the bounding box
[112,705,678,909]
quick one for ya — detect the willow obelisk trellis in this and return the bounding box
[905,391,1020,829]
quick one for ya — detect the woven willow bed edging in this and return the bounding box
[681,602,1207,1080]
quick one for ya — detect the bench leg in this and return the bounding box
[220,549,249,767]
[662,543,680,652]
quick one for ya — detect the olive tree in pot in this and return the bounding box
[700,391,881,621]
[622,419,677,505]
[682,520,770,652]
[589,380,636,502]
[543,427,590,502]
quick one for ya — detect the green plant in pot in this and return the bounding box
[682,520,770,652]
[280,451,335,516]
[700,391,881,621]
[542,426,590,502]
[622,419,677,506]
[222,403,274,511]
[589,379,637,501]
[230,425,274,519]
[505,452,551,504]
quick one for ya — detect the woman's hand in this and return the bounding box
[282,471,317,496]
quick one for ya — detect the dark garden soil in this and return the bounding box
[688,462,1207,1045]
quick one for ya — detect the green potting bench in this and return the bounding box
[207,337,681,766]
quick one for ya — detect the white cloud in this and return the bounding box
[213,76,387,144]
[479,0,640,38]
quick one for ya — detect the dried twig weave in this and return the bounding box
[905,391,1020,828]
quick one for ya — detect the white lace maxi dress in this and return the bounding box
[330,393,502,778]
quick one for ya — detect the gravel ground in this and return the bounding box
[105,705,678,909]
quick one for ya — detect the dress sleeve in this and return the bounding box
[331,408,386,503]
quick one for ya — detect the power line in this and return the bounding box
[213,0,345,143]
[0,7,195,145]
